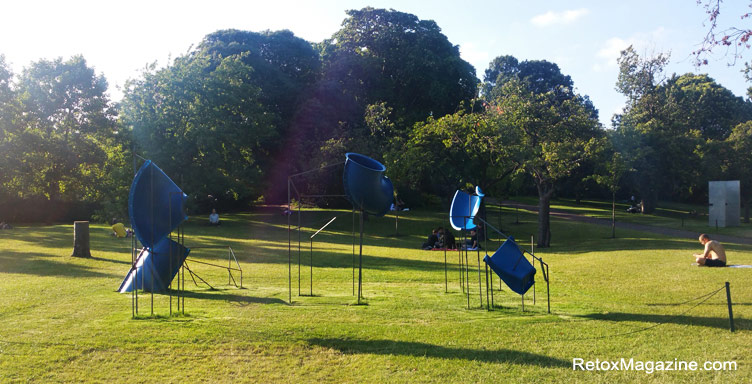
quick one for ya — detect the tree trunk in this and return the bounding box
[71,221,92,258]
[536,183,554,248]
[744,198,750,224]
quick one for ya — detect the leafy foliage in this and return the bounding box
[121,52,277,210]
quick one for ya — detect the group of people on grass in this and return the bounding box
[421,225,485,251]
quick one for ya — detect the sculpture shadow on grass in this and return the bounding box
[579,311,747,331]
[307,338,569,368]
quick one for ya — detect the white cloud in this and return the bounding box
[531,9,589,27]
[459,41,492,75]
[593,28,669,72]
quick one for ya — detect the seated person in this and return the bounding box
[422,229,439,250]
[111,219,133,238]
[209,209,221,226]
[693,233,726,267]
[435,227,457,249]
[463,229,479,250]
[443,229,457,249]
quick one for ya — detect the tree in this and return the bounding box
[588,140,629,238]
[726,121,752,222]
[197,29,321,134]
[0,55,20,195]
[10,56,117,203]
[121,51,277,210]
[393,106,517,202]
[492,79,601,247]
[320,7,478,128]
[616,47,752,210]
[614,46,670,212]
[483,55,601,247]
[693,0,752,66]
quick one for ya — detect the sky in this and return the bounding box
[2,0,751,127]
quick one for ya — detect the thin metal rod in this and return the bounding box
[288,178,292,304]
[297,194,301,296]
[300,194,348,198]
[358,210,364,304]
[150,165,154,316]
[352,207,356,296]
[532,235,536,305]
[477,248,482,308]
[726,282,735,332]
[288,162,342,179]
[311,217,337,239]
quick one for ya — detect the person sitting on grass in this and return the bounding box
[209,209,221,226]
[436,227,457,249]
[464,229,480,250]
[694,233,726,267]
[422,229,439,250]
[111,219,133,238]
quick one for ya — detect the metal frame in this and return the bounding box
[287,163,355,304]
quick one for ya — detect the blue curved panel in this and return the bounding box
[449,189,483,231]
[118,238,190,293]
[128,160,188,249]
[343,153,394,217]
[483,237,536,295]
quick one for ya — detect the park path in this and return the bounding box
[500,201,752,246]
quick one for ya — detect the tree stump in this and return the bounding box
[71,221,92,258]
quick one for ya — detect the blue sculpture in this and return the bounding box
[449,186,484,231]
[483,237,536,295]
[343,152,393,217]
[120,160,190,293]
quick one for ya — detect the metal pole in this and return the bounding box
[726,282,735,332]
[352,207,356,296]
[310,238,313,296]
[545,260,550,314]
[476,248,482,308]
[531,235,535,305]
[298,197,301,296]
[150,165,154,316]
[287,178,292,304]
[444,247,448,293]
[358,210,364,304]
[465,247,470,310]
[485,262,490,310]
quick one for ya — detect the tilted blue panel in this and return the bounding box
[118,238,190,293]
[128,160,188,248]
[483,237,536,295]
[343,153,394,217]
[449,188,484,231]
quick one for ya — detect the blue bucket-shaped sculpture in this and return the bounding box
[118,238,190,293]
[449,186,484,231]
[343,153,394,217]
[128,160,188,249]
[483,237,536,295]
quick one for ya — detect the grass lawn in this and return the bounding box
[508,196,752,239]
[1,205,751,383]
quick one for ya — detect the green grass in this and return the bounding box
[508,196,752,239]
[1,206,752,382]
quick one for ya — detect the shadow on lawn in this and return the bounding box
[579,312,747,331]
[180,290,287,306]
[0,250,118,278]
[306,338,569,367]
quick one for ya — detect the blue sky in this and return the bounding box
[2,0,751,127]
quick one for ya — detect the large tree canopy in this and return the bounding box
[11,56,117,202]
[321,7,478,127]
[197,29,321,132]
[121,52,277,209]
